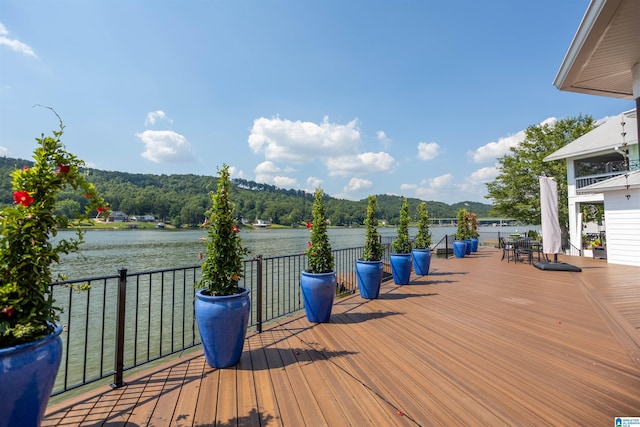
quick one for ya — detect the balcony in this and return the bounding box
[575,159,639,190]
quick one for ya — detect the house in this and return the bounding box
[107,211,129,222]
[544,111,639,265]
[550,0,640,266]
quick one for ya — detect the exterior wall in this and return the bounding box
[603,189,640,266]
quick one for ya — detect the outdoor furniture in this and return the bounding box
[499,237,515,262]
[514,238,534,264]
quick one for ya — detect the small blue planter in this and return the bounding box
[390,253,412,284]
[356,260,383,299]
[470,237,479,252]
[301,271,336,322]
[464,240,472,255]
[412,249,432,276]
[0,324,63,427]
[195,288,250,368]
[453,241,467,258]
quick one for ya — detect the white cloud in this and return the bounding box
[325,151,395,176]
[377,130,392,148]
[228,166,244,179]
[136,130,195,163]
[0,146,9,156]
[400,183,417,191]
[471,117,558,164]
[254,161,299,188]
[343,177,373,193]
[417,142,440,161]
[0,23,37,58]
[248,116,360,164]
[469,166,499,182]
[306,176,323,191]
[144,110,173,127]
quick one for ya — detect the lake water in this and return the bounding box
[54,225,537,279]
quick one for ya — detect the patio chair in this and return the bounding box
[514,238,533,264]
[499,237,515,263]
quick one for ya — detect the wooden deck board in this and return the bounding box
[44,248,640,426]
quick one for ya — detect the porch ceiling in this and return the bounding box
[553,0,640,99]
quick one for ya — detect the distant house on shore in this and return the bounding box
[252,219,271,229]
[108,211,129,222]
[131,215,156,222]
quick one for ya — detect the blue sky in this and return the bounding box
[0,1,635,204]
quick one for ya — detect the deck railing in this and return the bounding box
[49,231,528,396]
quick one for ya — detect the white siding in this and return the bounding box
[603,190,640,266]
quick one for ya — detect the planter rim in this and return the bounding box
[302,270,336,277]
[356,259,383,263]
[0,323,62,355]
[412,248,431,252]
[390,252,411,256]
[196,287,250,300]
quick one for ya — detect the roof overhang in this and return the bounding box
[553,0,640,100]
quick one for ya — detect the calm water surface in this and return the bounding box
[54,225,534,279]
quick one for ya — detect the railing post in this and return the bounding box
[111,268,127,389]
[256,255,263,333]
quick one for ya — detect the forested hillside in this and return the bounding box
[0,156,494,227]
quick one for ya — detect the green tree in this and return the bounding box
[392,198,412,253]
[199,164,249,296]
[486,115,596,238]
[306,188,334,273]
[413,202,431,249]
[362,195,384,261]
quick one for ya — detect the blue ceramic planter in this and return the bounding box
[464,240,472,255]
[0,324,63,427]
[390,253,412,284]
[453,241,467,258]
[301,271,336,322]
[412,249,432,276]
[195,288,250,368]
[356,260,383,299]
[470,237,479,252]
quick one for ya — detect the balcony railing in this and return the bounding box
[575,159,639,189]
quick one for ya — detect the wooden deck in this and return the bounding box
[43,248,640,426]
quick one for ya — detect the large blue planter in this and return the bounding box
[470,237,479,252]
[0,324,63,427]
[301,271,336,322]
[356,260,383,299]
[412,249,432,276]
[195,288,250,368]
[390,253,412,285]
[453,241,467,258]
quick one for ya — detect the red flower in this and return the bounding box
[13,191,34,207]
[97,207,107,213]
[232,225,240,233]
[57,164,70,174]
[2,307,16,317]
[306,221,312,229]
[307,241,312,247]
[22,166,29,171]
[85,193,93,199]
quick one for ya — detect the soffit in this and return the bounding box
[554,0,640,99]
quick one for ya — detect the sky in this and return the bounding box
[0,1,635,205]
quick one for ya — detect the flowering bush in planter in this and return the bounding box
[198,164,249,296]
[0,115,109,348]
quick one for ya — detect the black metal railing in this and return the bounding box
[49,231,535,396]
[575,159,640,189]
[51,241,399,396]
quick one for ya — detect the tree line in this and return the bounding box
[0,157,494,227]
